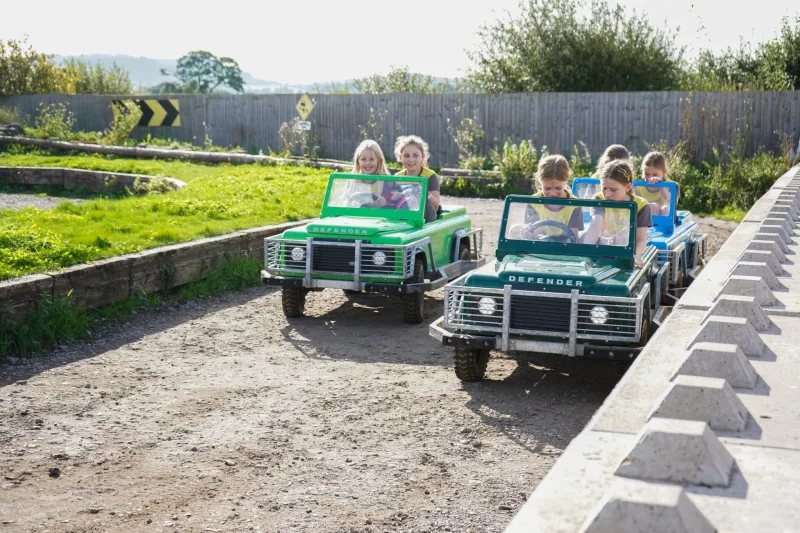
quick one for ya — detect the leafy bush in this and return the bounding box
[490,139,538,181]
[278,118,318,158]
[27,102,76,140]
[0,105,21,124]
[64,58,133,95]
[447,113,486,170]
[101,100,143,146]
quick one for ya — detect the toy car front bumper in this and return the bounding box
[261,257,486,295]
[428,316,641,360]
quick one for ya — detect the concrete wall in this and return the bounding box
[506,165,800,532]
[0,221,303,321]
[2,92,799,164]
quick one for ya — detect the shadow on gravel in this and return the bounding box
[461,354,623,454]
[0,287,270,387]
[280,291,447,366]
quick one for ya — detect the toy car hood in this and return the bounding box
[304,217,415,237]
[459,254,621,291]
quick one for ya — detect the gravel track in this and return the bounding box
[0,197,733,533]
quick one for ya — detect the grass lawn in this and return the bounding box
[0,154,330,281]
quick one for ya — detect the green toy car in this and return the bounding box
[262,173,485,323]
[429,195,666,381]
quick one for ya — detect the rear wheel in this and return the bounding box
[401,258,425,324]
[282,287,307,318]
[458,241,471,261]
[454,347,490,381]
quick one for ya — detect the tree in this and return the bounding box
[161,51,245,94]
[686,43,790,91]
[465,0,685,93]
[353,66,447,94]
[0,37,75,96]
[64,59,133,94]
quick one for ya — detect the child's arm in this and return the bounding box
[580,214,603,244]
[634,227,648,268]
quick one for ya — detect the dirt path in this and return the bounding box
[0,197,734,533]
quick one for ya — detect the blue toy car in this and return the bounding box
[572,178,707,306]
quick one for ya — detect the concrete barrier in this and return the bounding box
[0,220,306,320]
[506,166,800,533]
[0,166,186,193]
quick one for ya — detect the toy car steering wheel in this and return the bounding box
[527,220,577,243]
[348,192,380,207]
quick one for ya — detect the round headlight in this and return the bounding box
[290,247,306,261]
[478,297,497,316]
[590,306,609,325]
[372,251,387,266]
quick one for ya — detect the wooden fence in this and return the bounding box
[2,91,799,164]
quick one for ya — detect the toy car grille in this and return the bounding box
[444,290,504,331]
[312,243,356,273]
[576,300,638,338]
[509,295,570,332]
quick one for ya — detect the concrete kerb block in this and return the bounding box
[687,316,767,357]
[746,240,787,263]
[673,342,758,389]
[649,375,750,431]
[717,275,777,306]
[737,250,785,275]
[763,216,795,235]
[759,224,794,245]
[579,481,716,533]
[730,262,782,290]
[703,294,772,330]
[778,193,800,208]
[774,200,799,215]
[753,233,791,253]
[614,418,735,487]
[769,206,799,222]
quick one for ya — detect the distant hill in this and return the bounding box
[54,54,460,94]
[53,54,310,93]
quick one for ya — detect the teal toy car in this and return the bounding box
[429,195,666,381]
[262,173,485,323]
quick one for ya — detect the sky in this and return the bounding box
[0,0,796,85]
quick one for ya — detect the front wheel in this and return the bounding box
[401,258,425,324]
[282,287,307,318]
[454,347,490,381]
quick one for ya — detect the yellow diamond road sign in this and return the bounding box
[296,93,314,120]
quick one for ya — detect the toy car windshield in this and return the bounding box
[504,198,634,248]
[326,177,422,212]
[635,183,673,217]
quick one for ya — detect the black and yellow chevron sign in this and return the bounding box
[113,99,181,127]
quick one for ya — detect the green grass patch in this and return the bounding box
[1,255,263,358]
[0,154,329,280]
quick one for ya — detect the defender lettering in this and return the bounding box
[507,275,582,287]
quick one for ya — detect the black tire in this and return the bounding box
[401,258,425,324]
[454,346,490,381]
[638,305,651,347]
[458,241,471,261]
[282,287,307,318]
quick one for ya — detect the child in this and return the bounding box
[583,159,652,269]
[350,139,392,206]
[524,155,584,240]
[640,151,676,217]
[394,135,440,223]
[384,183,410,210]
[592,144,631,178]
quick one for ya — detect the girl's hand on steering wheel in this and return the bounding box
[373,196,387,207]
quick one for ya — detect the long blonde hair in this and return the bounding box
[536,155,572,185]
[352,139,390,175]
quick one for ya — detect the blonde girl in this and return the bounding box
[350,139,391,206]
[582,159,652,268]
[394,135,440,222]
[640,151,675,216]
[524,155,584,239]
